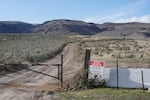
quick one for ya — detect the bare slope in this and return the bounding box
[0,20,101,35]
[32,19,101,35]
[0,20,150,38]
[95,22,150,38]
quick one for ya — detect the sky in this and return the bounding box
[0,0,150,24]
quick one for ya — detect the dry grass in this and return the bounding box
[0,34,70,63]
[79,38,150,68]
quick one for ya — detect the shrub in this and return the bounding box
[88,75,106,88]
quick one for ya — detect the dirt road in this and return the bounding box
[0,43,82,100]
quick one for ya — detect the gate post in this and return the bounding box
[60,54,63,89]
[58,64,60,79]
[84,49,91,87]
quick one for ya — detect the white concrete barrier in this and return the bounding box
[103,68,150,88]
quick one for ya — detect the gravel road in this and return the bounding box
[0,43,82,100]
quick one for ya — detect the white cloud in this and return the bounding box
[116,15,150,23]
[83,0,150,23]
[29,20,41,24]
[83,15,150,23]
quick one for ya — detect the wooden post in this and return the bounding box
[116,57,119,89]
[27,47,30,60]
[141,70,145,92]
[58,64,60,79]
[84,49,91,87]
[60,54,63,89]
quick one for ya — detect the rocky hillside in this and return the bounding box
[0,20,150,38]
[0,20,101,35]
[95,22,150,38]
[32,19,101,35]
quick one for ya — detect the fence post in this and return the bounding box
[58,64,60,80]
[84,49,91,88]
[141,70,145,92]
[61,54,63,89]
[116,57,119,89]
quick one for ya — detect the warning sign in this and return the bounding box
[88,60,105,79]
[89,61,104,67]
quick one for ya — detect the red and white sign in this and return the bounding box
[88,60,105,79]
[89,61,105,67]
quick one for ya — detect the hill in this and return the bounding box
[32,19,101,35]
[0,20,101,35]
[0,20,150,38]
[0,21,35,33]
[95,22,150,38]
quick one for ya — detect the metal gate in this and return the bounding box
[0,54,64,88]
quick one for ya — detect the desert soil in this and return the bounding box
[0,43,82,100]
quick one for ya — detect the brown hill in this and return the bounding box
[95,22,150,38]
[0,21,35,33]
[31,19,101,35]
[0,20,150,38]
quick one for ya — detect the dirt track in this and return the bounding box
[0,43,82,100]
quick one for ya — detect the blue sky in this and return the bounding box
[0,0,150,24]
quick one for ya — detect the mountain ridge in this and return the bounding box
[0,19,150,38]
